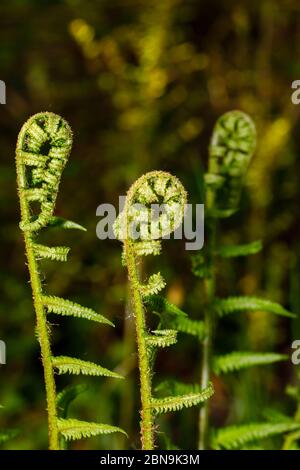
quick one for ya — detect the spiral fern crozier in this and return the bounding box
[115,171,213,449]
[208,110,256,211]
[16,112,124,449]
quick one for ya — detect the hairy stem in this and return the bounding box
[125,240,154,450]
[24,232,59,449]
[16,128,59,450]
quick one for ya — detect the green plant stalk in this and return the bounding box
[16,169,59,450]
[282,405,300,449]
[125,239,154,450]
[198,181,217,450]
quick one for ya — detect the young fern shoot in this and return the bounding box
[194,110,295,449]
[114,171,214,449]
[198,110,257,449]
[15,112,125,450]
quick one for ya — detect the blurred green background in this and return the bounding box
[1,0,300,450]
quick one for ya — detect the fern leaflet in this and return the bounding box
[213,352,288,374]
[57,419,127,441]
[52,356,123,379]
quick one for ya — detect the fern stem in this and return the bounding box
[125,240,154,450]
[198,180,217,450]
[282,404,300,449]
[16,168,59,449]
[24,232,59,449]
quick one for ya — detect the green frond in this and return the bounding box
[57,384,87,418]
[57,418,127,441]
[214,296,295,318]
[16,112,73,232]
[42,295,114,325]
[171,316,206,341]
[151,382,214,415]
[0,429,19,445]
[145,295,206,341]
[33,243,70,262]
[155,379,200,396]
[52,356,123,379]
[208,110,256,210]
[213,351,288,375]
[134,240,162,257]
[145,330,177,348]
[262,408,292,423]
[48,216,87,231]
[212,422,300,450]
[123,171,187,241]
[144,294,188,319]
[140,273,166,296]
[216,240,262,258]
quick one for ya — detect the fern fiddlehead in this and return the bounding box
[16,112,124,449]
[195,111,295,450]
[115,171,213,449]
[207,110,256,213]
[196,111,257,449]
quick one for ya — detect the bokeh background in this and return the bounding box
[1,0,300,450]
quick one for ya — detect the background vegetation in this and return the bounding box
[0,0,300,449]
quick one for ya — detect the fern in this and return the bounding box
[145,294,206,341]
[212,422,300,450]
[114,171,213,449]
[213,352,288,375]
[145,330,178,348]
[214,296,295,318]
[57,384,87,419]
[188,110,295,450]
[207,110,256,211]
[33,243,70,262]
[52,356,123,378]
[57,419,127,441]
[15,112,124,450]
[43,295,113,325]
[151,383,214,415]
[216,240,262,258]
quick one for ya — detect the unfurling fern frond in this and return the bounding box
[207,110,256,211]
[214,296,295,318]
[212,422,300,450]
[16,112,124,450]
[216,240,262,258]
[151,383,214,415]
[115,171,212,449]
[52,356,123,379]
[213,352,288,375]
[43,295,113,325]
[16,112,73,233]
[57,419,127,441]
